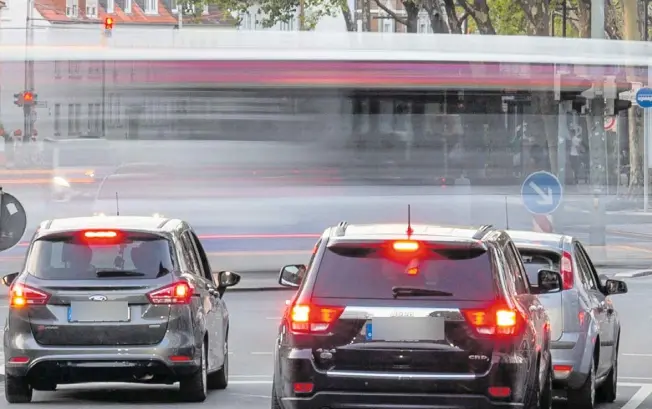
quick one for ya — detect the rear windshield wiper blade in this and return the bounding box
[391,286,454,299]
[96,270,146,277]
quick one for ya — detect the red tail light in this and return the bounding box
[81,230,122,244]
[147,282,193,305]
[561,251,573,290]
[392,240,419,252]
[10,284,50,308]
[289,303,344,333]
[463,304,524,337]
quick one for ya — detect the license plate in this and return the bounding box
[68,301,130,323]
[366,317,445,342]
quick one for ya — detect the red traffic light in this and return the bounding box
[104,17,114,29]
[23,92,33,103]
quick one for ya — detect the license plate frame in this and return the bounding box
[68,301,131,323]
[365,317,445,342]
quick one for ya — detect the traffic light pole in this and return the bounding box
[23,0,35,143]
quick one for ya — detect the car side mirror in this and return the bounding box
[537,269,562,294]
[214,271,241,289]
[604,279,628,295]
[278,264,305,288]
[2,272,18,287]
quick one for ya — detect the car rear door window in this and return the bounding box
[312,242,496,300]
[26,230,175,280]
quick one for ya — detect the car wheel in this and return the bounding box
[597,347,618,403]
[5,375,33,403]
[179,341,208,402]
[271,377,282,409]
[524,362,541,409]
[540,361,553,409]
[568,355,595,409]
[208,338,228,390]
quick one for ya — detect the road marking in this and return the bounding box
[227,391,271,399]
[614,245,652,255]
[622,385,652,409]
[266,317,281,320]
[230,380,273,385]
[623,354,652,357]
[622,377,652,381]
[231,375,272,378]
[250,352,273,355]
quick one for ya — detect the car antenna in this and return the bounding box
[406,204,414,238]
[115,192,120,216]
[504,196,510,230]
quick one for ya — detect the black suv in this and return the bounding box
[273,222,561,409]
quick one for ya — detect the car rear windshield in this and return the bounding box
[312,242,496,300]
[518,248,561,286]
[25,231,176,280]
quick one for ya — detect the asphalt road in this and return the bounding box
[0,272,651,408]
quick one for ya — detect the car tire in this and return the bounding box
[208,338,228,390]
[179,342,208,402]
[271,378,282,409]
[524,362,541,409]
[597,346,618,403]
[540,361,553,409]
[5,375,33,403]
[568,355,596,409]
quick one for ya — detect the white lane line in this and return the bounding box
[622,385,652,409]
[622,377,652,381]
[227,392,271,399]
[623,354,652,357]
[250,352,273,355]
[230,381,273,385]
[230,375,272,378]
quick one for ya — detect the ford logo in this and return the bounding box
[89,295,108,301]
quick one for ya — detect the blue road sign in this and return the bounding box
[521,171,563,215]
[636,88,652,109]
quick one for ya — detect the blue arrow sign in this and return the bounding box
[636,88,652,109]
[521,171,563,215]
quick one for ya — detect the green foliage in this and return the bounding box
[209,0,343,29]
[487,0,527,35]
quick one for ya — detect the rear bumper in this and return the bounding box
[275,348,534,408]
[550,331,591,389]
[280,391,525,409]
[4,331,200,382]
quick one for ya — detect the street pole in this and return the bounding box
[589,0,607,258]
[23,0,34,144]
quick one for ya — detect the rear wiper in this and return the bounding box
[392,286,454,299]
[96,270,146,278]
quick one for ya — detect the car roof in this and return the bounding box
[506,229,565,250]
[36,216,183,237]
[332,223,495,242]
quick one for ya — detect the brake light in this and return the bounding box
[10,284,50,308]
[392,240,419,252]
[147,282,193,304]
[561,251,573,290]
[84,230,118,238]
[81,230,122,244]
[463,305,524,336]
[289,303,344,333]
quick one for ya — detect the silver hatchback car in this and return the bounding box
[3,216,240,403]
[507,230,627,409]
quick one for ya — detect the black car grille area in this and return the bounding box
[31,325,166,346]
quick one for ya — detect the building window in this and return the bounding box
[170,0,177,12]
[107,0,114,13]
[86,5,97,17]
[68,61,81,77]
[144,0,157,14]
[54,61,62,78]
[68,104,82,136]
[65,0,78,17]
[54,104,61,136]
[124,0,132,13]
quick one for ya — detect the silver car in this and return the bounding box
[3,216,240,403]
[507,230,627,408]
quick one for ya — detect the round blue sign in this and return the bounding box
[521,171,563,215]
[636,88,652,109]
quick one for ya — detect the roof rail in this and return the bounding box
[334,221,348,236]
[472,224,494,240]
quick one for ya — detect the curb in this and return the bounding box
[614,270,652,278]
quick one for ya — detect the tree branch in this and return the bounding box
[373,0,408,25]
